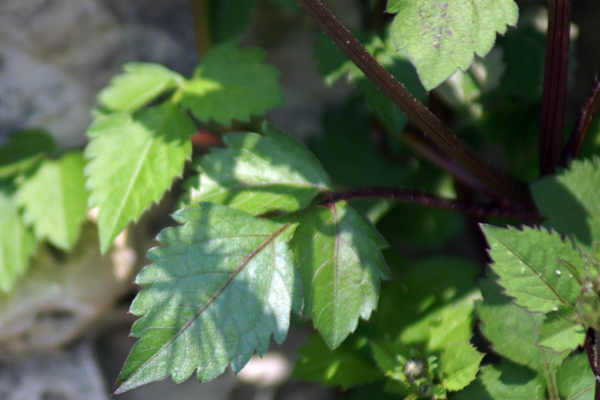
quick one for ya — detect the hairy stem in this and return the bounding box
[563,78,600,164]
[539,0,572,175]
[320,187,543,222]
[295,0,536,210]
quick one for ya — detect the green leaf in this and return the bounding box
[557,352,595,400]
[538,306,586,354]
[476,275,568,392]
[293,332,382,389]
[208,0,255,43]
[16,152,89,250]
[531,157,600,256]
[0,129,59,179]
[181,40,285,125]
[454,361,546,400]
[85,102,194,253]
[289,202,389,348]
[482,225,586,314]
[114,203,302,394]
[387,0,518,90]
[187,123,332,214]
[0,183,36,292]
[316,33,425,132]
[97,63,185,113]
[440,341,484,391]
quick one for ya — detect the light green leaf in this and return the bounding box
[293,333,382,389]
[85,102,194,253]
[538,306,586,354]
[17,152,88,250]
[114,203,302,394]
[476,276,568,392]
[289,202,388,349]
[97,63,185,113]
[482,225,586,314]
[0,184,36,292]
[454,361,546,400]
[440,341,484,391]
[387,0,518,90]
[181,40,285,125]
[557,352,595,400]
[0,129,59,179]
[531,157,600,256]
[187,123,332,215]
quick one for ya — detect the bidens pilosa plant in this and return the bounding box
[2,0,600,398]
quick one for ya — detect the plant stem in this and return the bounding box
[563,78,600,164]
[596,330,600,400]
[539,0,572,175]
[295,0,536,210]
[320,187,544,222]
[190,0,212,57]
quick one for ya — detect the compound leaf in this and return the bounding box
[289,202,389,349]
[85,102,194,253]
[114,203,302,394]
[17,151,89,250]
[181,40,285,125]
[187,123,332,215]
[97,63,185,113]
[387,0,518,90]
[0,183,36,292]
[482,225,586,314]
[531,157,600,256]
[440,341,484,391]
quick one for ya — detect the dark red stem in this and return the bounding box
[539,0,572,175]
[563,78,600,163]
[294,0,536,210]
[320,187,543,222]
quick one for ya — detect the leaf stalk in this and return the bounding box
[295,0,536,210]
[563,78,600,164]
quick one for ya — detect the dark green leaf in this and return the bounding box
[482,225,586,313]
[17,152,89,250]
[293,332,382,389]
[97,63,185,113]
[181,40,285,125]
[114,203,302,393]
[85,102,194,253]
[387,0,519,90]
[209,0,255,43]
[0,129,59,179]
[290,202,388,348]
[187,123,332,215]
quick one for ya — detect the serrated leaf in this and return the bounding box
[482,225,586,314]
[0,183,36,292]
[387,0,518,90]
[289,202,388,349]
[97,63,185,113]
[85,102,194,253]
[531,157,600,256]
[454,361,546,400]
[187,123,332,215]
[180,40,285,125]
[476,275,568,389]
[0,129,59,179]
[440,341,484,391]
[114,203,302,394]
[293,332,382,389]
[557,352,595,400]
[16,151,88,250]
[538,306,586,354]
